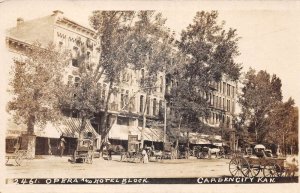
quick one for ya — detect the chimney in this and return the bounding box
[53,10,64,19]
[17,17,24,27]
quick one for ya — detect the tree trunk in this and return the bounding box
[20,134,36,159]
[76,116,87,150]
[141,95,149,149]
[22,114,36,159]
[27,114,35,135]
[100,81,114,148]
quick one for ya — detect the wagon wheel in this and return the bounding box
[229,156,250,177]
[263,162,282,177]
[248,164,261,177]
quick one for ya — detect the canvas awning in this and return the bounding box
[108,124,164,142]
[57,117,100,139]
[189,133,211,145]
[6,117,100,139]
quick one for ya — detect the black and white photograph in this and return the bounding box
[0,1,299,193]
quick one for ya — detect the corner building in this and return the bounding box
[6,10,165,154]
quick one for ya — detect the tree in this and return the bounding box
[167,11,242,144]
[89,11,136,144]
[7,42,68,158]
[89,11,175,147]
[60,48,103,141]
[238,69,283,143]
[266,98,298,155]
[126,11,176,147]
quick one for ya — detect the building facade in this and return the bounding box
[6,10,165,153]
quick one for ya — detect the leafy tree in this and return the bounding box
[238,69,283,143]
[266,98,298,154]
[60,50,103,140]
[7,42,68,157]
[89,11,175,147]
[167,11,242,145]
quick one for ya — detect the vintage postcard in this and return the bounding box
[0,1,299,193]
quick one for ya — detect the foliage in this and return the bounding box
[168,11,242,134]
[89,11,176,144]
[7,42,68,134]
[238,69,283,143]
[266,98,298,154]
[60,53,103,135]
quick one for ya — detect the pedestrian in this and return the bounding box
[142,148,149,164]
[59,137,66,157]
[208,148,212,159]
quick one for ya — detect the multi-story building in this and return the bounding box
[6,10,165,155]
[165,73,238,148]
[206,76,237,129]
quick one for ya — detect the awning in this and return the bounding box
[34,122,61,138]
[108,124,129,140]
[189,133,211,145]
[108,124,164,142]
[134,127,164,142]
[6,117,100,139]
[58,117,100,139]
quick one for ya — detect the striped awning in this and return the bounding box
[56,117,100,139]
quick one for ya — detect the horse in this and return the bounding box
[285,155,298,177]
[103,143,126,160]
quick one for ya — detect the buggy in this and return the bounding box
[6,142,27,166]
[229,144,287,177]
[70,138,94,164]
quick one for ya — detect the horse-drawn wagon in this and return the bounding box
[229,144,287,177]
[70,138,94,164]
[6,143,27,166]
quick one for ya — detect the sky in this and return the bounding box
[0,0,299,107]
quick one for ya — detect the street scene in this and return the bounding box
[2,1,299,188]
[6,155,231,178]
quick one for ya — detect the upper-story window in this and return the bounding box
[86,51,90,60]
[153,98,157,116]
[223,82,226,94]
[59,41,63,49]
[74,77,80,87]
[227,84,231,96]
[68,75,73,85]
[160,76,163,93]
[146,97,150,115]
[141,69,145,85]
[72,46,79,67]
[159,100,162,116]
[139,95,144,113]
[117,117,129,126]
